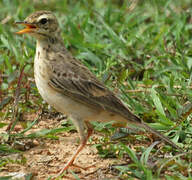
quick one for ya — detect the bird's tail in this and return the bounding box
[119,103,183,152]
[141,122,183,152]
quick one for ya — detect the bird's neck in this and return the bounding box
[36,35,64,52]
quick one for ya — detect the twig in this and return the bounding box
[6,65,26,132]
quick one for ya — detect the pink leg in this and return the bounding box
[57,123,93,176]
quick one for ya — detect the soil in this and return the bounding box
[0,111,127,180]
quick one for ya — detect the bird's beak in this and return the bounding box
[15,21,37,34]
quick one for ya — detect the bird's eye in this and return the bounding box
[39,18,48,24]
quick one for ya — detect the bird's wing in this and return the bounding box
[47,50,141,123]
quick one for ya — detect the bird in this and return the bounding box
[15,10,182,175]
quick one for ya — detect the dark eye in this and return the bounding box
[39,18,48,24]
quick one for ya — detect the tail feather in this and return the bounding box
[141,122,183,152]
[119,104,183,152]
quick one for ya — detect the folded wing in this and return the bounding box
[47,51,141,123]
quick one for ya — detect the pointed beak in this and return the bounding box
[15,21,37,34]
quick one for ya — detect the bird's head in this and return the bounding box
[15,11,60,39]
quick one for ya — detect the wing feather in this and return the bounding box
[47,50,141,123]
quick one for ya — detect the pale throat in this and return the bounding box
[35,33,63,54]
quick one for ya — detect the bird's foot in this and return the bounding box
[71,162,96,170]
[54,162,96,179]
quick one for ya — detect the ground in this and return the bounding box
[0,111,129,180]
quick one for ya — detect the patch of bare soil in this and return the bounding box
[0,112,125,180]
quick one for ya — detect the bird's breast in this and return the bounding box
[33,47,98,118]
[33,44,128,126]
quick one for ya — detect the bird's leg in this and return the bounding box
[58,120,93,176]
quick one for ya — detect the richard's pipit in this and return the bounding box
[15,11,182,174]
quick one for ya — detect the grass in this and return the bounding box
[0,0,192,179]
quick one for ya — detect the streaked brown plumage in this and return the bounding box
[15,10,182,176]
